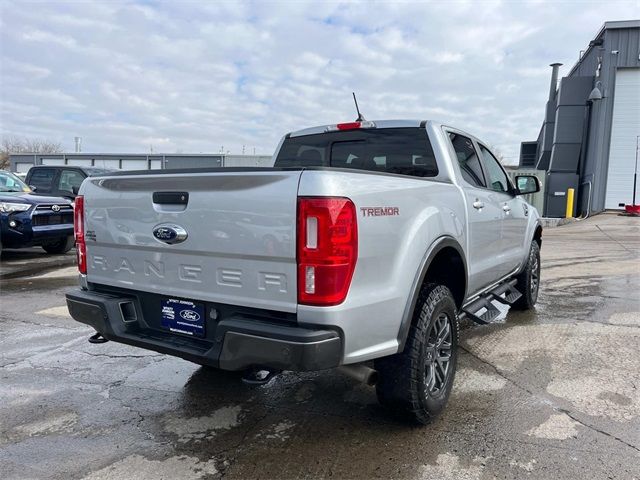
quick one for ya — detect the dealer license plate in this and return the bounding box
[161,298,205,338]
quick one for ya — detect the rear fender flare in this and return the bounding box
[396,236,467,351]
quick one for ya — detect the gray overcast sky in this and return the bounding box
[1,1,638,163]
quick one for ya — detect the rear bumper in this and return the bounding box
[65,289,342,372]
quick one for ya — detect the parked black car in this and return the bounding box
[0,171,74,255]
[25,166,116,199]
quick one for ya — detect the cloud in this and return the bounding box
[432,51,464,64]
[21,29,77,47]
[0,0,638,164]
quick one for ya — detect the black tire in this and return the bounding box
[512,241,541,310]
[374,284,459,424]
[42,236,75,254]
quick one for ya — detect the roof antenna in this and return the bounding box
[352,92,366,121]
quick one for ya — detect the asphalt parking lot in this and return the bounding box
[1,212,638,480]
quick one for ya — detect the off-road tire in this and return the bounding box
[374,284,459,424]
[512,240,540,310]
[42,236,75,254]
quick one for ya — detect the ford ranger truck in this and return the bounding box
[66,120,542,424]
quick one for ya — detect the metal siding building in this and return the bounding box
[9,153,273,173]
[520,20,640,217]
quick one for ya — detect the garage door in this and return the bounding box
[606,68,640,209]
[42,158,65,166]
[14,162,33,173]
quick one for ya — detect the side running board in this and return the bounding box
[462,279,522,325]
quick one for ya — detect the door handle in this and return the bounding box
[473,200,484,210]
[153,192,189,205]
[503,205,511,213]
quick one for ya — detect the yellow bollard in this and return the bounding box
[565,188,575,218]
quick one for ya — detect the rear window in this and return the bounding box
[27,168,55,193]
[274,128,438,177]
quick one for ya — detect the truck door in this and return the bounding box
[446,132,504,295]
[477,144,527,277]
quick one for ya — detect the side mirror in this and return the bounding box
[29,185,37,192]
[72,186,79,195]
[515,175,540,195]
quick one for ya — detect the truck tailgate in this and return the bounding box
[81,170,301,313]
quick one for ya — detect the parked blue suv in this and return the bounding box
[0,171,74,255]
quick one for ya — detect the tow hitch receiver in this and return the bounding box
[88,332,108,344]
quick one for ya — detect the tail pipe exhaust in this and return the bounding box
[338,364,378,386]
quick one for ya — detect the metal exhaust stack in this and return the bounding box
[548,63,563,101]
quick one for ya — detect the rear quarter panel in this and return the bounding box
[296,170,466,363]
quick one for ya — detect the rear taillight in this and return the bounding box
[297,197,358,306]
[74,195,87,274]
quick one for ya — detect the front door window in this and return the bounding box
[58,170,85,195]
[478,146,510,193]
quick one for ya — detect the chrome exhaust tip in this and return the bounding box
[338,364,378,386]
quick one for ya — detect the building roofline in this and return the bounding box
[9,153,270,157]
[601,19,640,31]
[567,19,640,77]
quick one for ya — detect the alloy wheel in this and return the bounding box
[424,312,453,395]
[531,254,540,300]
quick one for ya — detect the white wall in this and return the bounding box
[120,159,148,170]
[66,159,92,167]
[93,159,120,169]
[41,158,65,166]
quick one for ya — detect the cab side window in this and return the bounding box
[58,170,85,194]
[479,146,510,193]
[448,133,485,188]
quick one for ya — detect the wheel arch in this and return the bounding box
[533,223,543,247]
[397,236,467,351]
[516,221,543,275]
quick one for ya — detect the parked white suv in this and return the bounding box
[66,120,542,423]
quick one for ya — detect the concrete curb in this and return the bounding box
[540,217,579,228]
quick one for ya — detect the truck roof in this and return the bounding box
[28,165,117,175]
[289,119,440,138]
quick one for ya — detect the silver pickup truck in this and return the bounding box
[66,120,542,423]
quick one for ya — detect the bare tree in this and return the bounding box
[0,136,63,169]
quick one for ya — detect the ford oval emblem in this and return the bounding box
[152,224,188,244]
[180,310,201,321]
